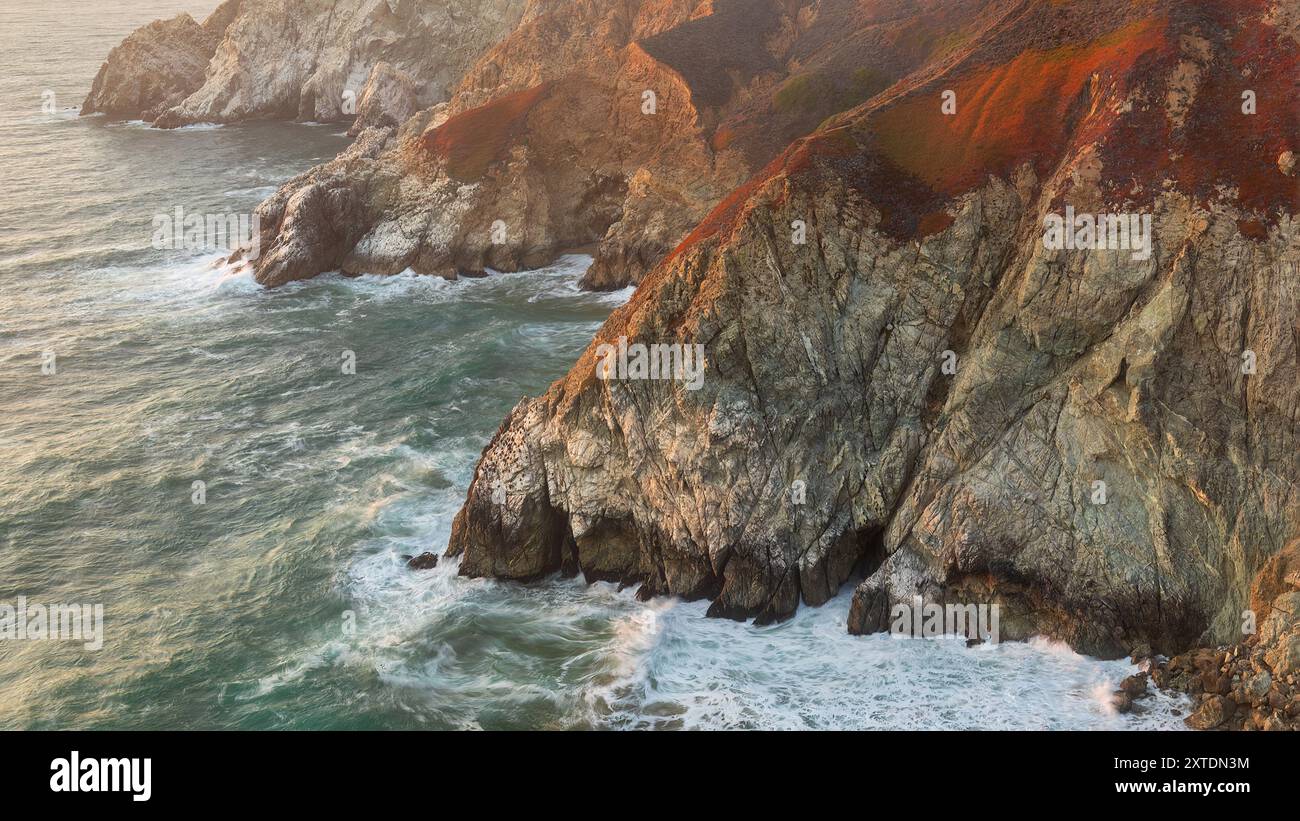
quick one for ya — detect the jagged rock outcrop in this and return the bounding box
[80,3,237,121]
[447,0,1299,659]
[84,0,527,128]
[247,0,1006,288]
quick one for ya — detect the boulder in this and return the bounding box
[406,552,440,571]
[1185,695,1233,730]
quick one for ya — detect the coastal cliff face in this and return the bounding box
[447,0,1300,666]
[80,2,236,121]
[82,0,528,127]
[245,0,1009,288]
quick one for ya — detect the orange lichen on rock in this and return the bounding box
[870,16,1166,195]
[420,83,551,182]
[710,126,737,152]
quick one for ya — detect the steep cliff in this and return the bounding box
[447,0,1299,664]
[82,0,528,127]
[80,2,237,121]
[247,0,1011,289]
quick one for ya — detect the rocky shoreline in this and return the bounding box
[86,0,1300,729]
[1117,629,1300,731]
[444,0,1299,681]
[1147,544,1300,730]
[88,0,1012,292]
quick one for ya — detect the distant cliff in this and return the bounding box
[82,0,527,127]
[245,0,1009,290]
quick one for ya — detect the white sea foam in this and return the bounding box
[281,255,637,308]
[224,185,278,198]
[582,591,1190,730]
[170,122,226,132]
[316,467,1191,731]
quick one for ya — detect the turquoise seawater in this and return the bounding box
[0,0,1188,730]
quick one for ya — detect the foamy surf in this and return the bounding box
[197,249,1188,731]
[321,420,1191,732]
[329,515,1191,731]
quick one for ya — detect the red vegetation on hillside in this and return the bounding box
[661,0,1297,269]
[1102,2,1299,219]
[870,16,1165,194]
[421,84,551,182]
[667,127,861,259]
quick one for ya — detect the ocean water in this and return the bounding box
[0,0,1188,730]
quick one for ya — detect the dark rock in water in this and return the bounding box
[1120,673,1149,697]
[407,552,439,571]
[1150,664,1171,689]
[1111,691,1134,714]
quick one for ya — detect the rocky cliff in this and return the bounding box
[245,0,1010,288]
[447,0,1300,669]
[80,2,238,121]
[82,0,528,127]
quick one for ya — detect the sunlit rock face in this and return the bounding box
[81,6,232,121]
[84,0,528,128]
[244,0,1007,289]
[448,0,1300,659]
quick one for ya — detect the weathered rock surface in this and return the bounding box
[85,0,527,128]
[80,3,236,121]
[346,61,420,137]
[447,0,1300,663]
[247,0,1005,288]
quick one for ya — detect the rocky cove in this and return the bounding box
[83,0,1300,730]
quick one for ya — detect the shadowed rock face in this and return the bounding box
[245,0,1009,289]
[83,0,528,128]
[448,0,1300,659]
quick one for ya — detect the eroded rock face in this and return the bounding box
[80,7,233,120]
[85,0,528,127]
[448,0,1299,658]
[247,0,1006,288]
[346,61,420,137]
